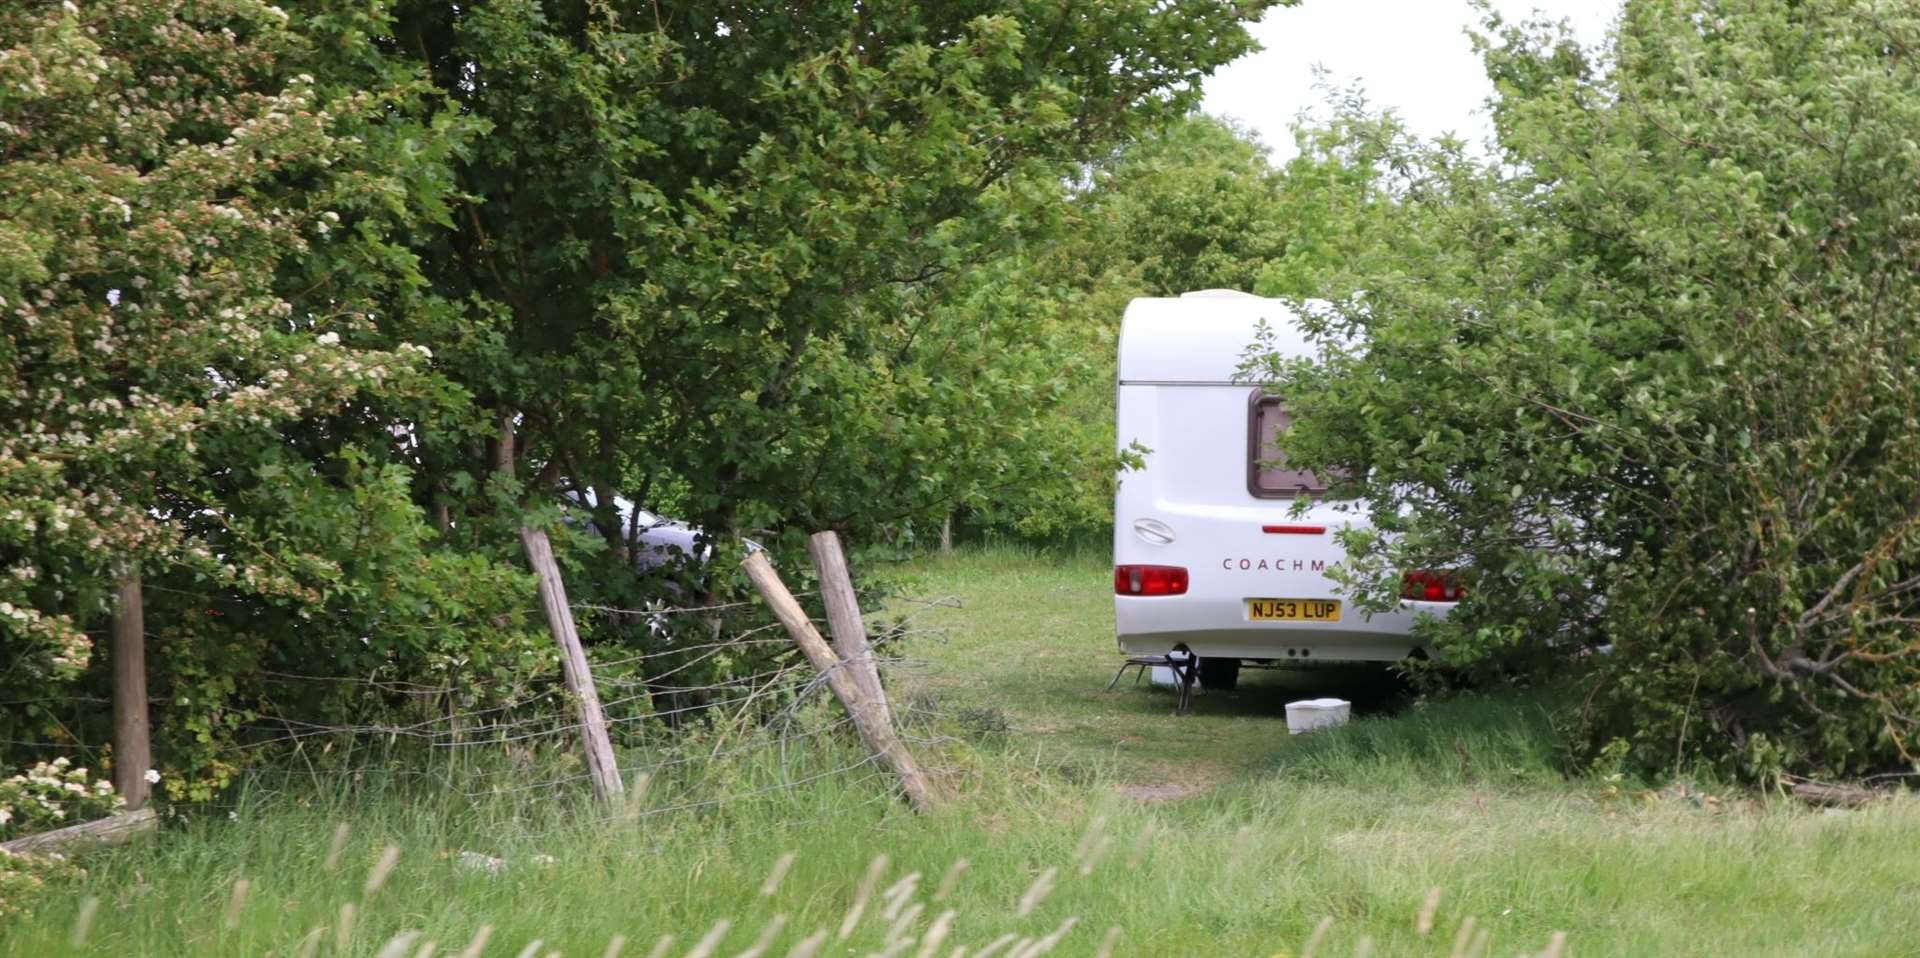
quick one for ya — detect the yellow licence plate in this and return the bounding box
[1247,598,1341,622]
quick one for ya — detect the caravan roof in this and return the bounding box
[1118,292,1321,385]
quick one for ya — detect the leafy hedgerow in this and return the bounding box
[1250,0,1920,781]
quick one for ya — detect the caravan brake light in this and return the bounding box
[1115,565,1188,596]
[1401,569,1464,602]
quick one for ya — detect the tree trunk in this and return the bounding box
[110,566,151,810]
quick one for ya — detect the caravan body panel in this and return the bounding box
[1113,293,1444,663]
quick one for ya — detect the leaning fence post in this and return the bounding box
[522,525,623,807]
[806,532,891,728]
[495,407,621,807]
[742,550,932,810]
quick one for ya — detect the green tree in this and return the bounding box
[1258,0,1920,779]
[388,1,1282,554]
[956,110,1397,538]
[1080,114,1291,296]
[1,0,1301,794]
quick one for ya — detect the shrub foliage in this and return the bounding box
[1262,0,1920,779]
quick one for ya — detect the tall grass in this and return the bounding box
[11,697,1919,956]
[7,547,1920,956]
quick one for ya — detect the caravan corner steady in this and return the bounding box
[1112,290,1455,691]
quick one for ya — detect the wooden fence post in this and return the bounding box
[522,525,623,807]
[805,532,890,727]
[494,407,621,806]
[110,565,151,810]
[742,551,932,810]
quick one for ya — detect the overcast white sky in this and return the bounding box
[1201,1,1621,158]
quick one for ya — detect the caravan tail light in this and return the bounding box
[1115,564,1188,596]
[1402,569,1464,602]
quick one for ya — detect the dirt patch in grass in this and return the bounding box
[1114,760,1233,802]
[1116,781,1207,802]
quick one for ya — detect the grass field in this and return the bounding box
[6,546,1919,957]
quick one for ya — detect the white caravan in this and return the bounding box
[1112,291,1456,690]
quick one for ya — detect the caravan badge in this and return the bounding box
[1221,557,1327,572]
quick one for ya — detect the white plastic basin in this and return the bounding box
[1286,698,1351,735]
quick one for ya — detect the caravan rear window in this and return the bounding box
[1247,391,1328,498]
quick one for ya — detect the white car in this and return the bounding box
[1112,291,1457,690]
[562,491,713,570]
[624,505,709,571]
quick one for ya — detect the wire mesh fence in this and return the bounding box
[89,585,968,835]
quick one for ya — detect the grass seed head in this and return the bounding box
[1071,815,1108,865]
[914,909,957,958]
[1126,825,1156,869]
[686,917,732,958]
[1448,917,1477,958]
[1302,915,1334,958]
[1417,887,1443,935]
[622,772,652,823]
[456,924,494,958]
[68,896,99,948]
[760,851,797,897]
[1542,930,1569,958]
[323,823,351,871]
[335,903,358,957]
[932,857,970,902]
[1223,824,1255,870]
[373,930,423,958]
[783,929,829,958]
[1023,916,1078,957]
[600,932,626,958]
[884,902,924,945]
[223,876,251,930]
[511,939,544,958]
[1092,927,1121,958]
[1076,835,1113,877]
[364,844,401,898]
[1014,867,1057,918]
[295,927,326,958]
[840,853,891,939]
[881,871,922,920]
[970,933,1017,958]
[737,914,787,958]
[644,933,675,958]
